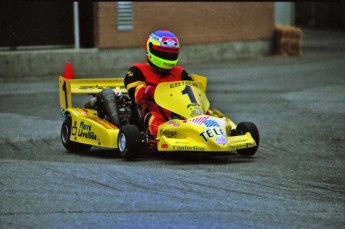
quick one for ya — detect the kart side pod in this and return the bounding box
[61,108,120,149]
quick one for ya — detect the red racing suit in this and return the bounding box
[124,63,193,138]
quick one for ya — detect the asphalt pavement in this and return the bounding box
[0,28,345,228]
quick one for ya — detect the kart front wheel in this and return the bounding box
[118,125,142,160]
[61,117,92,153]
[236,122,259,157]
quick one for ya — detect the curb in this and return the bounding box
[0,40,272,79]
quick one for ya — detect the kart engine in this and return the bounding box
[116,94,133,125]
[86,89,135,127]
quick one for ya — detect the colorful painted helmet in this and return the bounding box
[145,30,180,71]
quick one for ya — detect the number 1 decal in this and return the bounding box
[182,85,197,103]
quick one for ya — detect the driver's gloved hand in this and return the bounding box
[144,85,156,99]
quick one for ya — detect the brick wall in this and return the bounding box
[94,2,274,49]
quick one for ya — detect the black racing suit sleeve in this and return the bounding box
[124,66,146,101]
[181,69,193,81]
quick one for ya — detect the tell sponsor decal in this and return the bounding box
[190,116,228,144]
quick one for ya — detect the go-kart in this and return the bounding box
[59,74,259,160]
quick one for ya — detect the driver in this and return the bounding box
[124,30,193,145]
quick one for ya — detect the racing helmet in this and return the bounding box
[145,30,180,72]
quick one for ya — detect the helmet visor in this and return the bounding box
[149,43,179,61]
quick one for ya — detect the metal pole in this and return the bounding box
[73,1,80,49]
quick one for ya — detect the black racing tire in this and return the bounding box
[61,117,92,153]
[117,125,142,160]
[236,122,259,157]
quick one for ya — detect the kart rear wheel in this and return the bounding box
[236,122,259,157]
[61,117,92,153]
[118,125,142,160]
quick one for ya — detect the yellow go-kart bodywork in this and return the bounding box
[154,80,257,152]
[59,76,126,148]
[59,74,259,159]
[61,107,119,148]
